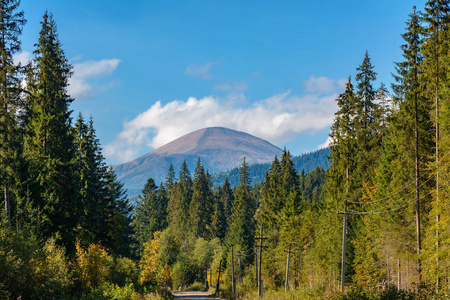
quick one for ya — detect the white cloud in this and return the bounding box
[215,81,248,93]
[185,61,215,79]
[13,51,32,66]
[303,75,345,94]
[104,90,338,163]
[69,58,121,99]
[318,136,332,149]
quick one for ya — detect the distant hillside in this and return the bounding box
[210,147,330,187]
[113,127,283,196]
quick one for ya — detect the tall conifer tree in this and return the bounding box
[23,12,76,246]
[189,158,213,238]
[422,1,450,291]
[225,158,255,263]
[0,0,25,226]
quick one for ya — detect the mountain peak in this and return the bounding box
[151,127,278,156]
[113,127,282,194]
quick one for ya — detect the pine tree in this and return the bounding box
[164,164,175,193]
[0,0,26,226]
[74,114,103,246]
[133,177,158,254]
[328,77,357,204]
[23,12,76,247]
[219,177,234,221]
[74,115,132,256]
[189,158,213,239]
[259,156,282,232]
[326,77,360,289]
[422,0,450,292]
[225,158,255,264]
[156,183,169,231]
[167,160,192,242]
[280,148,299,199]
[353,51,380,196]
[101,167,132,257]
[211,188,227,241]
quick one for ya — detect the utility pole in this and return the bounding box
[340,199,348,293]
[255,224,266,298]
[231,246,236,295]
[238,250,242,284]
[285,247,291,292]
[414,69,422,293]
[255,247,258,285]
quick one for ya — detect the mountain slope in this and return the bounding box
[113,127,283,194]
[210,147,331,187]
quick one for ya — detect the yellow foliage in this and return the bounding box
[159,263,173,288]
[139,231,162,285]
[43,238,71,290]
[75,240,112,290]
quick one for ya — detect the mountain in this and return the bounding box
[113,127,283,195]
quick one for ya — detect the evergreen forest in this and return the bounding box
[2,1,450,299]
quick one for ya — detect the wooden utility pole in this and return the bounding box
[231,246,236,295]
[340,199,348,293]
[255,224,266,298]
[255,248,258,285]
[238,250,242,284]
[414,69,421,293]
[285,247,291,292]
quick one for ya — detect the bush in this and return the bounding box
[143,287,174,300]
[74,241,113,291]
[110,256,139,286]
[187,281,207,291]
[0,225,43,299]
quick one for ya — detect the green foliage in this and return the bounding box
[0,0,26,227]
[23,12,78,250]
[211,148,331,188]
[189,158,214,239]
[225,158,256,264]
[8,1,450,299]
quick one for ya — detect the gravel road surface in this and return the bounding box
[173,291,224,300]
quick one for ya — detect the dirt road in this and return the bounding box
[173,291,225,300]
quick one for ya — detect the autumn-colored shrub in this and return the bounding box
[75,241,113,291]
[139,231,162,286]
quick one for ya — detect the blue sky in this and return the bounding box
[19,0,427,165]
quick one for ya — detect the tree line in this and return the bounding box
[3,0,450,299]
[0,1,135,298]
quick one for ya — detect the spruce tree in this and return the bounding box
[164,164,175,193]
[354,51,380,196]
[23,12,76,247]
[101,167,132,257]
[74,114,103,246]
[167,160,192,241]
[133,177,158,254]
[328,77,357,204]
[225,158,255,264]
[219,177,234,221]
[189,158,213,238]
[422,1,450,291]
[0,0,26,226]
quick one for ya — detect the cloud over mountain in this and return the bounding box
[104,89,339,163]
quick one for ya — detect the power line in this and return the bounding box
[345,149,450,205]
